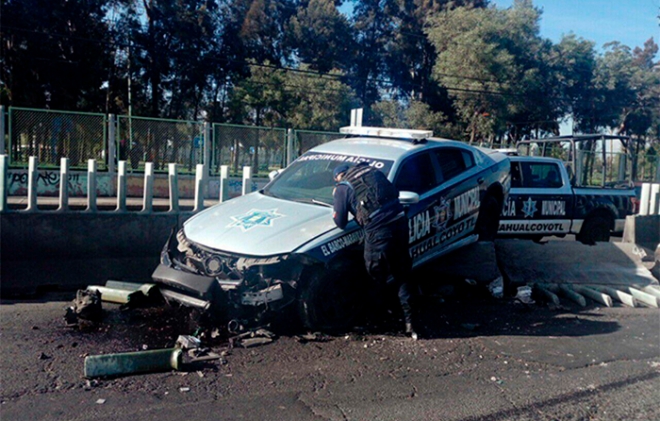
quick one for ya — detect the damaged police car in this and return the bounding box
[152,127,510,331]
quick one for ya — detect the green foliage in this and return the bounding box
[1,0,658,146]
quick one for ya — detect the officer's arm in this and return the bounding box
[333,184,351,229]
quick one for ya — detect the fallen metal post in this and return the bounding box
[104,280,158,297]
[87,286,138,304]
[84,348,182,378]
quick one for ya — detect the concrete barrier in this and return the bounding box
[0,155,267,295]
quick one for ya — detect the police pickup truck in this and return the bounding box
[498,155,637,244]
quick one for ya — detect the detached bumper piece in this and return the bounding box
[152,264,217,310]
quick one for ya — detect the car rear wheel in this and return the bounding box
[298,267,364,332]
[577,214,611,245]
[476,194,502,242]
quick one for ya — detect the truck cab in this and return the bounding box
[499,155,637,244]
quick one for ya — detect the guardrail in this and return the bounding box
[0,154,258,214]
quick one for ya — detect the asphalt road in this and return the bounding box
[2,280,659,421]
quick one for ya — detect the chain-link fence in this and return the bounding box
[117,116,205,173]
[9,107,107,169]
[212,124,287,176]
[294,129,343,158]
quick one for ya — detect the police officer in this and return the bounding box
[332,163,419,339]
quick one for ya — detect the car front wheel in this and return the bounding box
[577,214,612,245]
[298,267,364,332]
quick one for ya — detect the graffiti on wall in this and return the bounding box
[7,169,266,199]
[8,170,115,197]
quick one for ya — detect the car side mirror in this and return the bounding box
[268,169,283,181]
[399,191,419,205]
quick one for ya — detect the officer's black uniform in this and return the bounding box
[332,166,417,337]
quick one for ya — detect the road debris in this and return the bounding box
[84,348,183,378]
[64,289,103,326]
[176,335,202,350]
[515,286,535,305]
[229,327,277,348]
[86,280,160,306]
[295,332,333,343]
[487,276,504,299]
[95,399,106,405]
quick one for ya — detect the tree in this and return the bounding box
[285,0,354,73]
[1,0,114,110]
[351,0,397,107]
[283,65,355,130]
[426,0,562,143]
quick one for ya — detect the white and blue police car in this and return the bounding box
[152,126,511,331]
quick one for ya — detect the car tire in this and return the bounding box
[298,267,364,332]
[476,194,502,242]
[577,214,611,245]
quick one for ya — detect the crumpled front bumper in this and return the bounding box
[151,229,297,316]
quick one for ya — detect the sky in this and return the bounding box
[491,0,660,56]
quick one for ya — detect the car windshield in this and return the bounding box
[263,151,395,205]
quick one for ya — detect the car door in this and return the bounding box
[499,160,573,236]
[395,146,482,267]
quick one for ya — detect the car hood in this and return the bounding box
[183,192,337,256]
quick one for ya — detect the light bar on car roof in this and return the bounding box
[340,126,433,140]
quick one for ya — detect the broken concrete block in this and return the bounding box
[66,289,103,324]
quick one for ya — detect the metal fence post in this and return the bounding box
[142,162,154,213]
[219,165,229,203]
[194,163,206,212]
[86,159,97,212]
[286,129,295,166]
[204,122,211,179]
[57,157,69,212]
[116,161,127,212]
[0,155,7,212]
[168,163,179,213]
[242,166,252,196]
[25,156,38,212]
[0,106,5,155]
[108,114,116,174]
